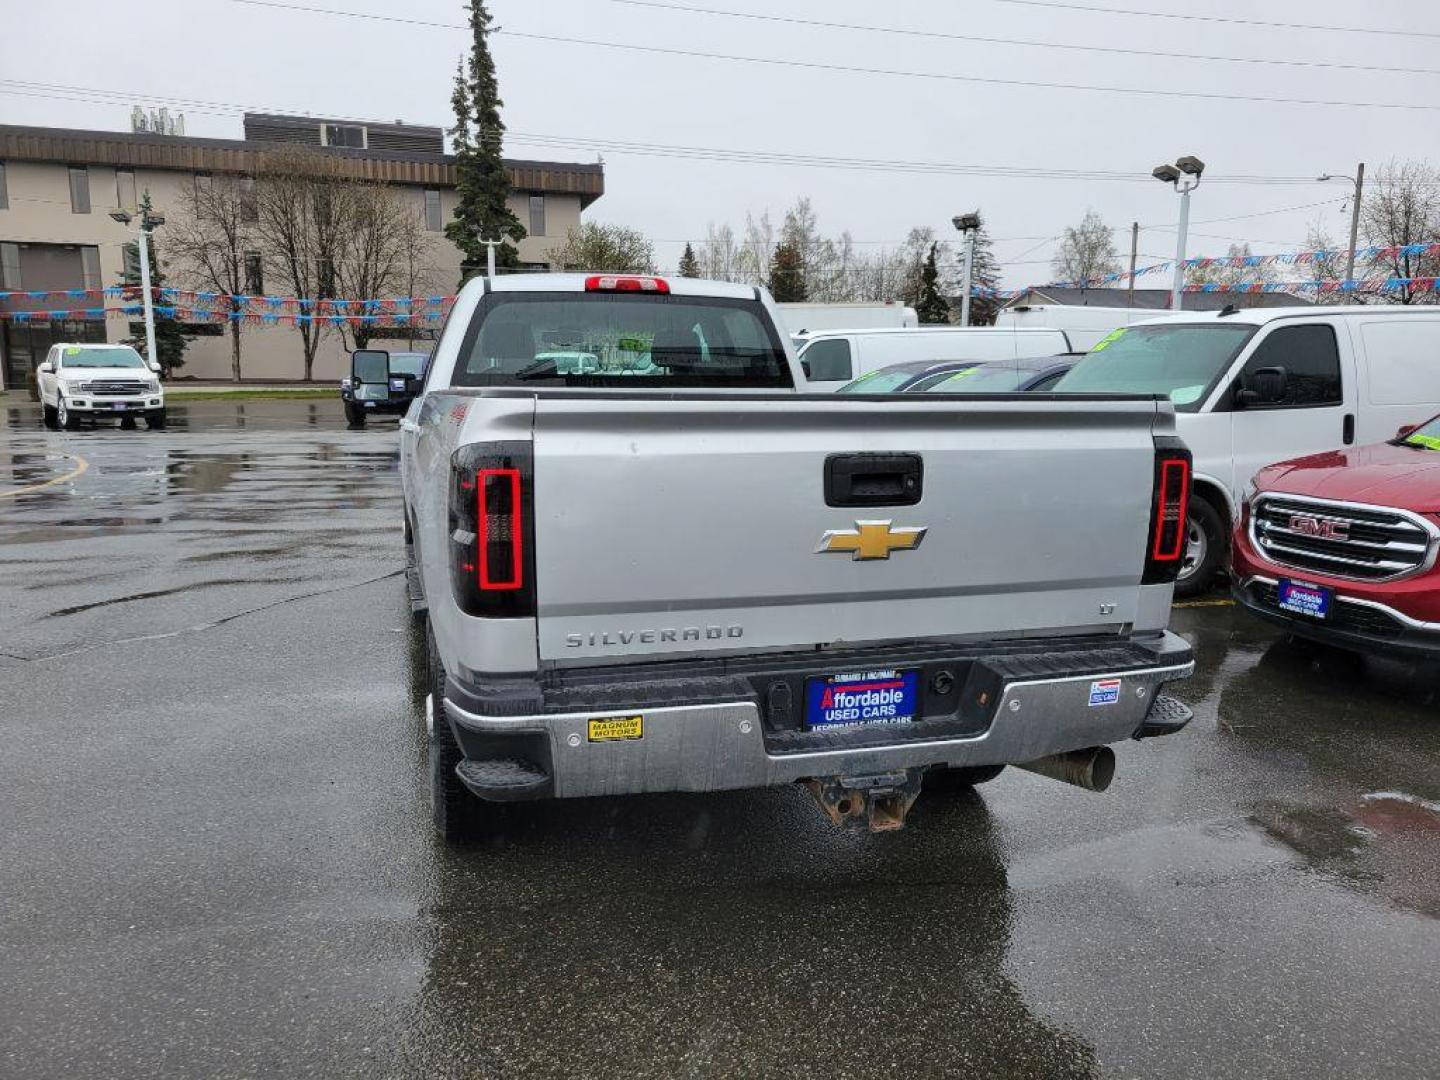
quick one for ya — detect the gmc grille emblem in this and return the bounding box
[1289,513,1349,541]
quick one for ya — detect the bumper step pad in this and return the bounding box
[1134,694,1193,739]
[455,758,551,802]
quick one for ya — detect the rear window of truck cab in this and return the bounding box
[453,293,793,389]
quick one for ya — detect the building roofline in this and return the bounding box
[0,123,604,206]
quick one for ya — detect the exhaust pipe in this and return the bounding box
[1015,746,1116,792]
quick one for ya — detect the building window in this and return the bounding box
[244,251,264,296]
[194,172,213,198]
[81,246,102,291]
[323,123,365,148]
[529,195,546,237]
[116,168,136,212]
[68,166,90,214]
[0,162,8,210]
[0,242,20,289]
[240,176,258,223]
[424,189,441,232]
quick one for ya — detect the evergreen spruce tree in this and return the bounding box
[119,191,188,376]
[767,241,805,302]
[446,0,525,283]
[677,242,701,278]
[915,243,951,323]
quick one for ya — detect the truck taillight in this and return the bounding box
[584,274,669,294]
[1143,439,1192,585]
[450,442,535,616]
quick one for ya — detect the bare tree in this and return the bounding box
[1362,160,1440,305]
[1052,209,1120,286]
[737,211,775,287]
[699,222,741,281]
[1303,221,1349,299]
[1187,243,1280,289]
[253,147,350,380]
[334,183,434,350]
[166,174,253,381]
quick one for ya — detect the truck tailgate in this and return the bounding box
[532,394,1162,663]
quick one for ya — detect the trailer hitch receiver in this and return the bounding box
[802,769,925,832]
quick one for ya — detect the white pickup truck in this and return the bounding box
[400,273,1196,839]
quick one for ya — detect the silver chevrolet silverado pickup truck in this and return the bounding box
[400,273,1195,839]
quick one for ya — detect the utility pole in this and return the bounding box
[1127,221,1138,307]
[951,212,981,326]
[1345,163,1365,304]
[1318,163,1365,304]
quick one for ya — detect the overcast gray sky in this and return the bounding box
[6,0,1440,286]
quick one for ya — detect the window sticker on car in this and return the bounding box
[1406,432,1440,451]
[944,368,979,384]
[1089,328,1127,353]
[1170,385,1206,405]
[65,346,81,356]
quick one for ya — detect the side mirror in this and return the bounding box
[352,349,390,384]
[1397,424,1419,439]
[37,362,53,375]
[148,361,162,374]
[1236,365,1287,408]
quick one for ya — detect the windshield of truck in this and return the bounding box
[1053,323,1256,411]
[58,346,146,369]
[454,293,793,389]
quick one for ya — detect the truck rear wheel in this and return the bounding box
[1174,496,1225,598]
[427,622,483,842]
[924,764,1005,793]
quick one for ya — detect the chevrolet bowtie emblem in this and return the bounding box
[817,520,928,560]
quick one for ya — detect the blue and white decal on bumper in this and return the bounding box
[1088,678,1122,706]
[805,669,920,730]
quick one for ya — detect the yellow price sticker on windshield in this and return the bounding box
[65,347,81,356]
[1406,433,1440,451]
[945,368,979,383]
[1090,328,1128,353]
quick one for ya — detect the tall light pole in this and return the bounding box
[951,211,981,326]
[1152,155,1205,311]
[109,206,165,368]
[1317,163,1365,303]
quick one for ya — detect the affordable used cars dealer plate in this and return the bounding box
[804,669,920,730]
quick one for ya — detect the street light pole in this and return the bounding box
[951,212,981,327]
[110,206,165,368]
[136,225,158,369]
[1152,156,1205,311]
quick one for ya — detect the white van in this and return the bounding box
[995,303,1175,350]
[776,301,918,339]
[798,327,1074,392]
[1055,305,1440,594]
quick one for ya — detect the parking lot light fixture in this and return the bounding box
[111,206,165,368]
[1317,164,1366,304]
[1153,156,1204,310]
[951,212,982,326]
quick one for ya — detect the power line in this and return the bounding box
[987,0,1440,41]
[215,0,1440,112]
[609,0,1440,78]
[0,80,1345,187]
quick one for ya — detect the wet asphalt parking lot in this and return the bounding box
[2,398,1439,1079]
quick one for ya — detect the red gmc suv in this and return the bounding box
[1232,414,1440,657]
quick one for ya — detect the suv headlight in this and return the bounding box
[67,380,94,394]
[146,379,161,392]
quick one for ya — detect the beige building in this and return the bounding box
[0,115,604,389]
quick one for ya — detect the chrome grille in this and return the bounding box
[1250,494,1436,581]
[87,380,148,396]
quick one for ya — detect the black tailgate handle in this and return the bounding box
[825,453,924,507]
